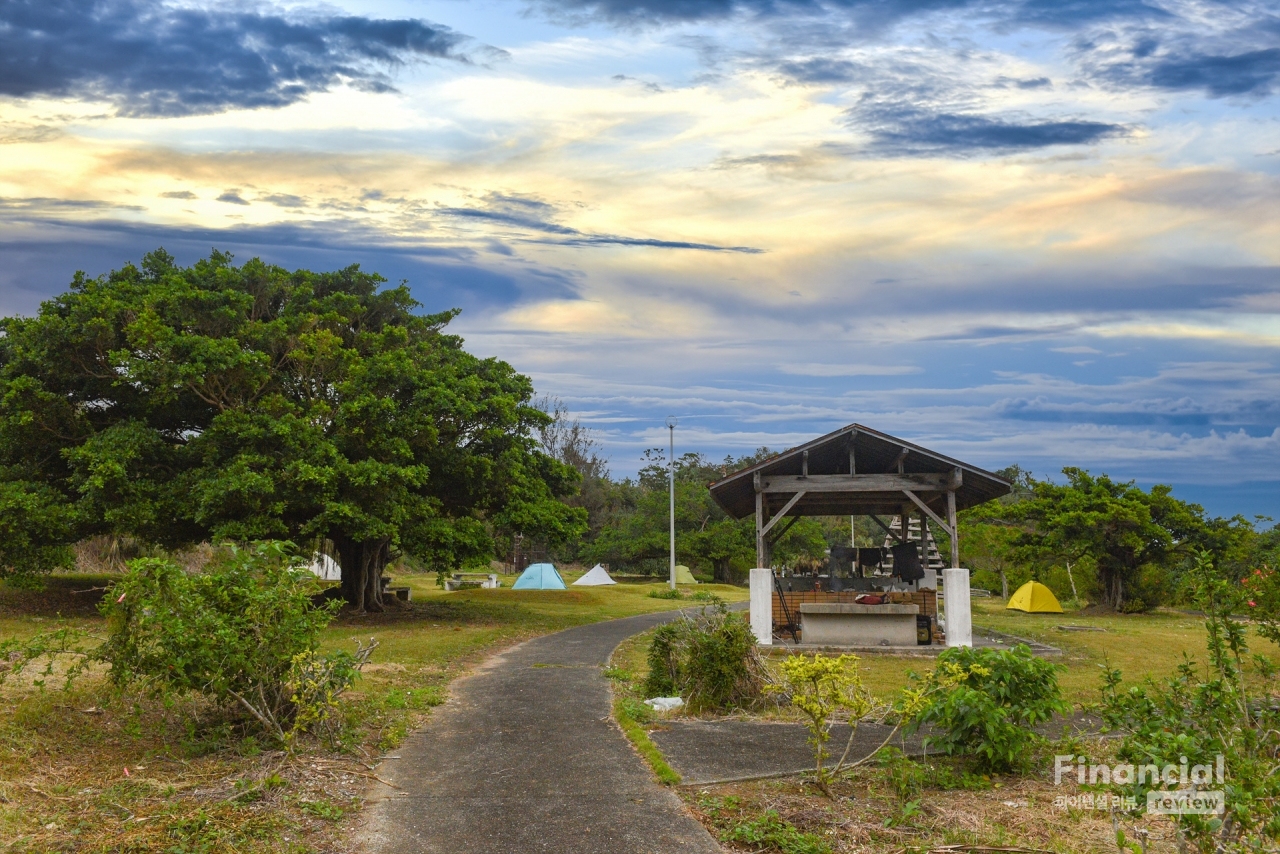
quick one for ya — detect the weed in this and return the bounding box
[613,697,680,785]
[719,809,831,854]
[299,799,345,821]
[601,666,632,683]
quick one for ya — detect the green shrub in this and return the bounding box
[907,643,1066,772]
[774,653,873,794]
[1100,551,1280,853]
[98,541,373,743]
[641,604,769,712]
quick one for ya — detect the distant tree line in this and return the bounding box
[540,415,1274,611]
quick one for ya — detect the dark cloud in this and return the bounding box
[538,0,989,31]
[774,57,863,83]
[260,193,307,208]
[849,101,1127,155]
[0,212,584,317]
[539,0,1164,31]
[160,190,196,199]
[1010,0,1167,29]
[435,194,763,252]
[1147,47,1280,97]
[216,192,250,206]
[0,0,498,117]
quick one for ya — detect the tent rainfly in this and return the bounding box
[573,564,617,586]
[512,563,567,590]
[1006,581,1063,613]
[674,565,698,585]
[308,552,341,581]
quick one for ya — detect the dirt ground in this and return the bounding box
[683,763,1181,854]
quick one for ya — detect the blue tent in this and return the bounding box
[512,563,567,590]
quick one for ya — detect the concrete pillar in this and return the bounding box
[749,568,773,645]
[943,567,972,647]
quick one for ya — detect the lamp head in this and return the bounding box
[665,415,678,429]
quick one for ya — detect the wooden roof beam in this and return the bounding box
[758,473,956,494]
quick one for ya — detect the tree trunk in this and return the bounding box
[713,558,735,584]
[999,570,1008,600]
[336,537,389,613]
[1099,562,1125,611]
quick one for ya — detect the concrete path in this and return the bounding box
[360,609,724,854]
[651,720,924,786]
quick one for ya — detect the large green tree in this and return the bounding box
[1009,468,1242,611]
[0,249,584,610]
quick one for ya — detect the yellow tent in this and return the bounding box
[675,565,698,585]
[1006,580,1063,613]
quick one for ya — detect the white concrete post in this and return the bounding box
[943,567,972,647]
[749,568,773,645]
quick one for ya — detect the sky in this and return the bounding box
[1,0,1279,521]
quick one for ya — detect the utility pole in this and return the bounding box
[666,416,677,590]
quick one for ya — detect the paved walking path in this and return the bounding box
[360,608,725,854]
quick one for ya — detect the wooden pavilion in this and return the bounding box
[709,424,1011,647]
[708,423,1011,570]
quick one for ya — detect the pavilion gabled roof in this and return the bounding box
[707,423,1011,520]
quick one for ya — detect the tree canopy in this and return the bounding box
[0,249,585,609]
[581,449,828,581]
[960,466,1254,611]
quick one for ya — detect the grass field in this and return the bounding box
[0,569,745,853]
[854,600,1280,706]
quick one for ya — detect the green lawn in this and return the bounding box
[322,574,747,671]
[837,600,1280,707]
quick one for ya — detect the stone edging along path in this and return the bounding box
[358,607,727,854]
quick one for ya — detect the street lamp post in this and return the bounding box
[666,416,677,590]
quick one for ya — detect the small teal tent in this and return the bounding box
[512,563,567,590]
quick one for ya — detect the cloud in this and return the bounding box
[538,0,1169,33]
[779,363,923,376]
[434,193,763,252]
[160,190,196,199]
[849,101,1128,155]
[1147,48,1280,97]
[260,193,307,208]
[216,191,249,206]
[0,0,498,117]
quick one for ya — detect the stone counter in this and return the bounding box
[798,602,920,646]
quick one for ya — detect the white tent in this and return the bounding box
[573,564,617,586]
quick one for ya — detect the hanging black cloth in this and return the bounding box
[890,542,924,583]
[856,548,883,571]
[829,545,855,576]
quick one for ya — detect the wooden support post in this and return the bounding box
[766,515,801,545]
[904,489,954,539]
[761,491,806,539]
[947,489,959,568]
[869,514,904,542]
[755,483,765,568]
